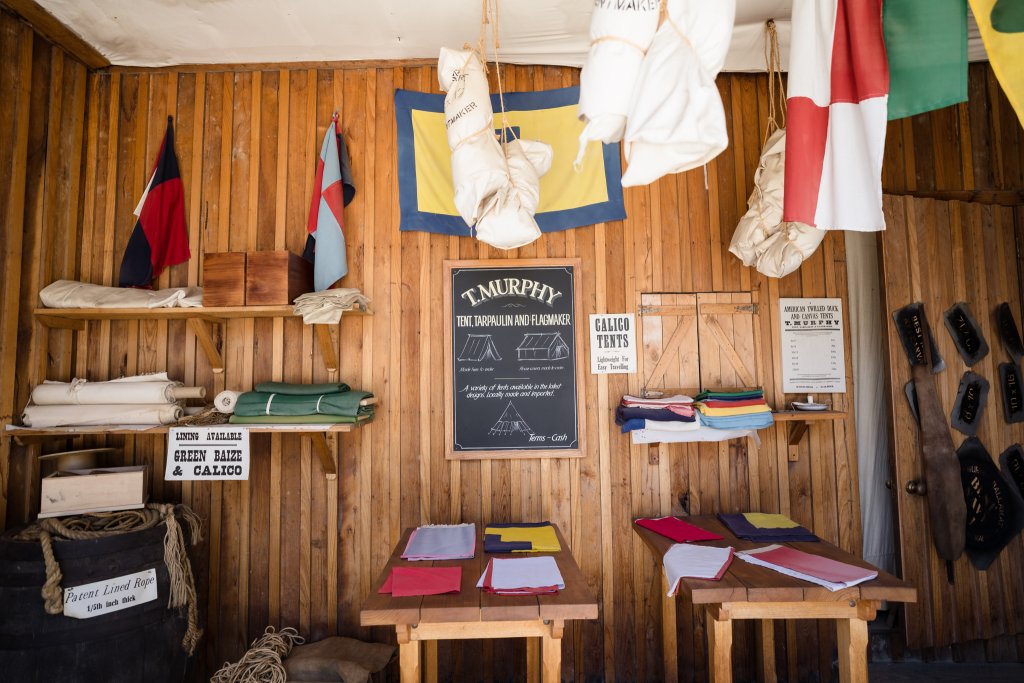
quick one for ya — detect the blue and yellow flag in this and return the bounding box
[395,86,626,235]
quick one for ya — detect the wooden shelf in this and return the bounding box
[6,419,372,480]
[34,304,370,375]
[772,410,847,461]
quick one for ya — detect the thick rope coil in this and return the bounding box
[210,626,305,683]
[8,503,203,655]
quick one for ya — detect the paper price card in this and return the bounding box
[166,426,250,480]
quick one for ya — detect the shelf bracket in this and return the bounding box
[314,324,338,377]
[787,420,811,461]
[310,432,338,480]
[188,317,225,373]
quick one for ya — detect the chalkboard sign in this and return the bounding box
[444,259,586,459]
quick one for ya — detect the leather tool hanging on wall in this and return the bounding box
[999,362,1024,423]
[996,302,1024,366]
[943,302,989,366]
[999,444,1024,521]
[951,371,990,436]
[893,304,966,563]
[958,437,1024,570]
[893,302,946,373]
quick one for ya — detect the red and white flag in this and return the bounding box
[783,0,889,232]
[306,113,348,291]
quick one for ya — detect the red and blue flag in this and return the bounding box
[118,116,190,288]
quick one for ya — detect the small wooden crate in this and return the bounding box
[245,250,313,306]
[202,252,247,306]
[39,466,149,518]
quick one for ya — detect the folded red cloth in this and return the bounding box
[635,516,724,543]
[379,566,462,597]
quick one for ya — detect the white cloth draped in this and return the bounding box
[39,280,202,308]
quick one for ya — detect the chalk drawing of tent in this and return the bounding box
[489,401,534,437]
[517,332,569,361]
[458,334,502,362]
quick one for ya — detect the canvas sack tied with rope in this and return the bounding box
[729,19,826,279]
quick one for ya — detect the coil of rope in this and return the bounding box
[211,626,305,683]
[7,502,204,655]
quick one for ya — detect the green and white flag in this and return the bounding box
[884,0,969,120]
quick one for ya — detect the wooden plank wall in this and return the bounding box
[1,53,859,681]
[0,9,90,531]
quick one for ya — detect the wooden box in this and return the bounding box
[39,466,149,518]
[202,251,247,306]
[245,250,313,306]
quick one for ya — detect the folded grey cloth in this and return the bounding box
[292,289,370,324]
[39,279,202,308]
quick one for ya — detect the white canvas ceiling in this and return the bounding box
[38,0,987,71]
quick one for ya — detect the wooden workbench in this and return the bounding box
[634,515,916,683]
[361,524,598,683]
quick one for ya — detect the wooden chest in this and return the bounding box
[39,466,149,518]
[202,251,247,306]
[245,250,313,306]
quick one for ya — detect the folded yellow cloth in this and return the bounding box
[484,525,561,552]
[697,404,771,417]
[743,512,800,529]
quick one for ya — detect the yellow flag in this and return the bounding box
[969,0,1024,125]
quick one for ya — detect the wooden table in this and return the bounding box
[634,515,916,683]
[361,525,598,683]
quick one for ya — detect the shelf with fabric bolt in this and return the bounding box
[771,410,848,461]
[5,419,374,481]
[33,304,371,376]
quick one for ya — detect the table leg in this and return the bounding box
[756,619,777,683]
[662,575,678,683]
[423,640,438,683]
[707,609,733,683]
[399,639,421,683]
[541,625,563,683]
[836,618,869,683]
[527,637,540,683]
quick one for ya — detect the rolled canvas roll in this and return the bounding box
[22,404,183,428]
[31,378,186,405]
[214,390,243,414]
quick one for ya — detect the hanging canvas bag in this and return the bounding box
[575,0,661,165]
[620,0,735,187]
[438,47,507,226]
[475,138,553,250]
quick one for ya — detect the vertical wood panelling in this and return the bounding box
[3,35,1019,679]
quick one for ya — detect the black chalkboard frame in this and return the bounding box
[444,258,587,460]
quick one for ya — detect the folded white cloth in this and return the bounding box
[39,280,202,309]
[631,426,754,444]
[292,288,370,324]
[22,404,183,428]
[213,390,243,414]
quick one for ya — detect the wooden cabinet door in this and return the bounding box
[879,194,1024,651]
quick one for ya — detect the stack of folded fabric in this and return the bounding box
[616,394,700,442]
[20,373,190,427]
[483,522,561,553]
[476,556,565,595]
[718,512,818,542]
[694,389,774,431]
[401,523,476,561]
[229,381,375,425]
[378,566,462,597]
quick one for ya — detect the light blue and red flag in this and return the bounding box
[305,113,351,291]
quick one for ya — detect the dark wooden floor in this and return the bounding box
[869,663,1024,682]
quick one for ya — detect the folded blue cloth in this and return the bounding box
[697,412,774,430]
[615,405,696,425]
[619,418,646,433]
[718,513,818,542]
